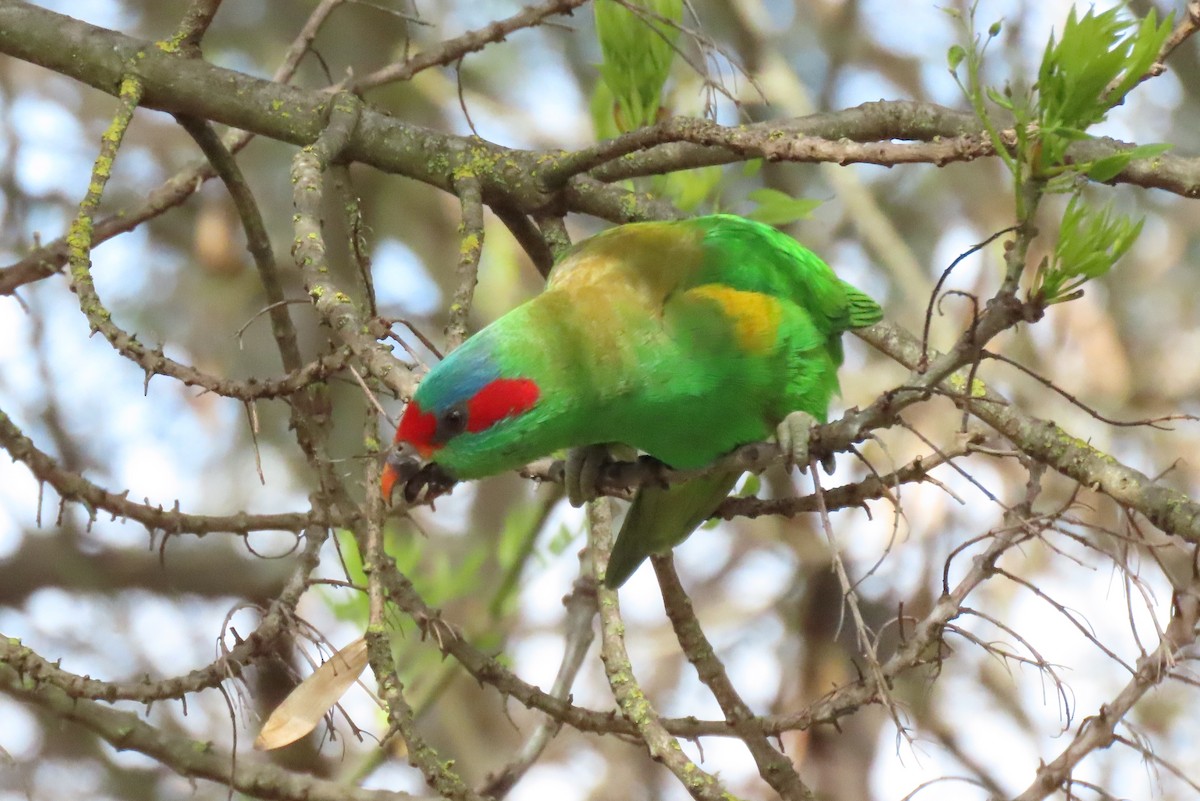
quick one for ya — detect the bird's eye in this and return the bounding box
[437,406,468,440]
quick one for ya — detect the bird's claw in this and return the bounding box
[405,462,456,505]
[565,444,611,507]
[776,410,818,473]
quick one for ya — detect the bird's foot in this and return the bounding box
[405,462,457,505]
[776,410,820,473]
[565,444,611,507]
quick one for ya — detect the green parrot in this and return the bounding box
[382,214,881,588]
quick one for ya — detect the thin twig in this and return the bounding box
[447,174,484,351]
[590,500,733,801]
[480,551,598,798]
[176,115,304,372]
[1012,571,1200,801]
[0,0,344,296]
[291,92,414,399]
[808,461,910,745]
[983,348,1196,429]
[348,0,590,92]
[653,554,813,800]
[170,0,224,53]
[920,226,1017,372]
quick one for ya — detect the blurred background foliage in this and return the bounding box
[2,1,1200,800]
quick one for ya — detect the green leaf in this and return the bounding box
[1124,142,1173,160]
[548,523,578,557]
[745,188,823,225]
[661,166,723,211]
[1080,142,1171,183]
[947,44,967,73]
[589,78,621,141]
[594,0,683,132]
[495,501,541,570]
[1034,5,1173,173]
[985,85,1014,111]
[1085,153,1130,182]
[1038,194,1144,303]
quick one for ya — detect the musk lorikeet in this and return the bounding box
[382,214,882,588]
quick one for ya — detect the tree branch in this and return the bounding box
[348,0,590,92]
[1013,570,1200,801]
[0,660,416,801]
[858,321,1200,548]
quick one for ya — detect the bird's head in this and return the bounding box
[381,337,544,503]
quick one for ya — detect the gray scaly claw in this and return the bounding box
[776,410,818,473]
[565,444,610,507]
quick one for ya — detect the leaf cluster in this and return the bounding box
[949,4,1172,301]
[1035,194,1143,304]
[594,0,683,132]
[952,5,1172,185]
[1033,6,1172,174]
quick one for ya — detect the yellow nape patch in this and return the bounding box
[687,284,781,353]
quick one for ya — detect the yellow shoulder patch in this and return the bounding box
[686,284,781,353]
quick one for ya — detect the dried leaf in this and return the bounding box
[254,638,370,750]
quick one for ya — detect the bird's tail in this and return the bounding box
[604,468,742,589]
[842,283,883,329]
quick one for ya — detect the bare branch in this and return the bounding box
[348,0,590,92]
[590,500,732,801]
[1013,572,1200,801]
[653,554,814,800]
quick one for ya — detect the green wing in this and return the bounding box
[688,214,882,334]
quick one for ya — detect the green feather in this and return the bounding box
[843,284,884,328]
[605,468,741,589]
[585,215,881,586]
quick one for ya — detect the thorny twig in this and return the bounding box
[1013,568,1200,801]
[347,0,591,92]
[0,0,345,295]
[653,554,814,800]
[590,500,734,801]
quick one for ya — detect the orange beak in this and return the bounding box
[380,443,457,505]
[380,442,422,503]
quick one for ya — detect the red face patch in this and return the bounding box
[467,378,539,433]
[394,378,539,457]
[395,400,438,456]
